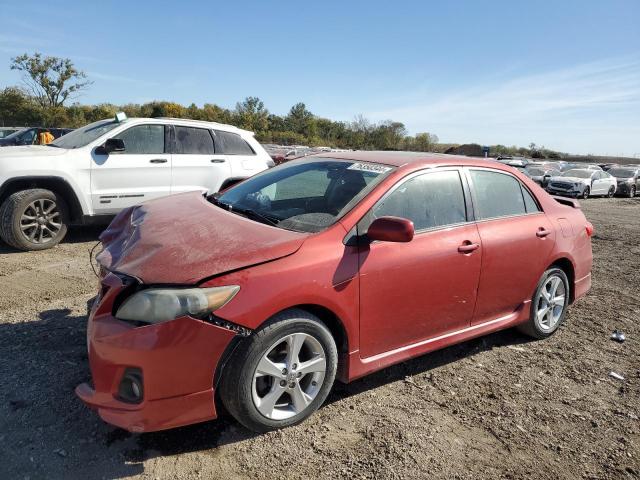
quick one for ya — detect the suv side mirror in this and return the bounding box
[367,216,414,243]
[102,138,125,154]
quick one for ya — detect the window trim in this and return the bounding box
[109,123,167,155]
[464,167,544,223]
[358,166,474,237]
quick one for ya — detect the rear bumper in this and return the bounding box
[574,272,592,302]
[76,273,238,433]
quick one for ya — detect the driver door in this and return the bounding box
[91,124,172,214]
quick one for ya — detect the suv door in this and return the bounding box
[91,124,171,214]
[357,168,482,358]
[466,168,554,325]
[171,126,230,194]
[214,129,263,180]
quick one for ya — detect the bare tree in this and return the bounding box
[10,52,92,109]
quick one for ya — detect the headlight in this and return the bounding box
[116,286,240,324]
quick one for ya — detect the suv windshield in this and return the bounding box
[51,119,121,149]
[216,159,394,233]
[608,168,636,178]
[562,169,593,179]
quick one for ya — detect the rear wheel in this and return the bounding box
[607,186,615,198]
[219,309,338,432]
[518,267,570,339]
[0,189,68,251]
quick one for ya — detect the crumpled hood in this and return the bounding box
[97,192,307,284]
[0,145,68,158]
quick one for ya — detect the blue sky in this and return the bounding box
[1,0,639,156]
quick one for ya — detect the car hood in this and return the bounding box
[549,176,589,184]
[96,192,307,285]
[0,145,68,158]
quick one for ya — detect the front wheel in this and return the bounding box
[607,186,615,198]
[518,267,570,339]
[580,186,590,199]
[0,189,69,251]
[219,309,338,432]
[629,186,636,198]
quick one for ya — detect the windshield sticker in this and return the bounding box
[347,162,392,174]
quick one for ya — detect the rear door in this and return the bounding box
[171,126,230,194]
[358,168,482,358]
[91,123,171,214]
[466,168,554,324]
[214,129,263,180]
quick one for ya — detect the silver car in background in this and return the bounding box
[546,168,617,199]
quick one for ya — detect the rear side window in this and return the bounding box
[175,126,215,155]
[114,125,165,154]
[470,170,529,219]
[215,130,255,155]
[370,170,467,231]
[522,186,540,213]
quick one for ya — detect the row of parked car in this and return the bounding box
[495,156,640,199]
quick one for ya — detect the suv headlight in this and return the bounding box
[116,286,240,324]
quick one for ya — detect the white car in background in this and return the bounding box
[546,168,617,199]
[0,114,273,251]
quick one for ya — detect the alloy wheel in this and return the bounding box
[19,198,62,244]
[252,332,327,420]
[535,275,566,332]
[630,186,636,198]
[607,186,615,198]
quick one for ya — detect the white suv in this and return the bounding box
[0,114,273,251]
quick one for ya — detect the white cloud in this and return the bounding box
[366,57,640,156]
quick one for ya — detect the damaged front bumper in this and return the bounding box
[75,272,240,433]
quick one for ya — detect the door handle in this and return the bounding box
[149,158,167,164]
[210,158,226,163]
[536,228,551,238]
[458,242,480,253]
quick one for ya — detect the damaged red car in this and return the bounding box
[76,152,593,433]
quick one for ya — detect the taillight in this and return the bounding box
[585,222,594,237]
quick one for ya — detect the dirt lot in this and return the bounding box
[0,198,638,480]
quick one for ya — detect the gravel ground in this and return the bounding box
[0,198,638,480]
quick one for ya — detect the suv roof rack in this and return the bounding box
[154,117,234,128]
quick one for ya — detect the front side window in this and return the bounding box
[215,130,255,155]
[470,170,529,219]
[365,170,467,232]
[175,126,215,155]
[216,159,393,233]
[112,125,165,154]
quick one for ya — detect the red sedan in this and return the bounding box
[76,152,593,433]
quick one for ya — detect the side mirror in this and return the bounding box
[102,138,125,154]
[367,216,414,243]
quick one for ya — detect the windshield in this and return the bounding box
[562,169,593,179]
[216,159,394,233]
[51,119,121,149]
[608,168,636,178]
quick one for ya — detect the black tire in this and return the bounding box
[518,267,570,339]
[580,186,590,199]
[0,189,69,251]
[629,186,636,198]
[219,309,338,433]
[607,186,615,198]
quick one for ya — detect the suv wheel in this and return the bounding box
[220,309,338,432]
[0,189,69,251]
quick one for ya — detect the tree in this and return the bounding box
[234,97,269,135]
[286,102,316,138]
[0,87,42,126]
[10,52,92,109]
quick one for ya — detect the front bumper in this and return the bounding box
[546,187,581,198]
[76,273,238,432]
[615,183,632,194]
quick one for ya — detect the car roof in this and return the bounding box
[306,150,505,169]
[131,117,253,135]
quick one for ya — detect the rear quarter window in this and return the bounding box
[215,130,255,155]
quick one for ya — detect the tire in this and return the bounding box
[219,309,338,433]
[0,189,69,251]
[607,186,615,198]
[629,186,636,198]
[580,186,590,199]
[518,267,570,339]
